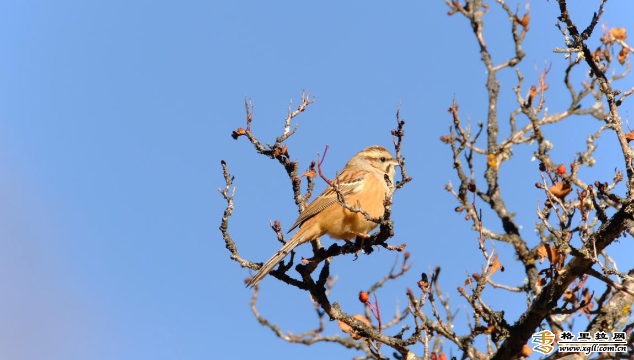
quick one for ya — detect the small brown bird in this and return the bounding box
[247,146,399,287]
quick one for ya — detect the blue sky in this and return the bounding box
[1,1,633,359]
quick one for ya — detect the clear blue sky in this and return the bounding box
[1,1,633,359]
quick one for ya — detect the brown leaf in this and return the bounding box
[338,314,371,339]
[301,169,317,178]
[516,13,530,28]
[529,85,538,98]
[490,253,504,276]
[582,301,594,315]
[545,243,561,266]
[610,27,627,41]
[550,182,572,199]
[580,288,594,314]
[618,47,629,65]
[231,127,247,140]
[593,47,605,61]
[273,144,289,158]
[563,289,577,304]
[440,135,453,143]
[537,244,548,264]
[583,288,591,303]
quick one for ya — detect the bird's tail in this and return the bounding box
[246,230,306,288]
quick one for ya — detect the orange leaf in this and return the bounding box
[550,182,572,198]
[231,127,247,140]
[301,169,317,178]
[563,289,577,304]
[610,27,627,41]
[537,244,548,264]
[545,244,561,266]
[516,13,530,28]
[490,253,504,276]
[618,47,629,65]
[273,144,289,158]
[529,85,538,98]
[338,314,371,339]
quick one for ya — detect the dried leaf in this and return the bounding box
[338,314,371,339]
[537,244,548,264]
[529,85,538,98]
[545,243,561,266]
[231,127,247,140]
[618,47,629,65]
[440,135,453,143]
[273,144,289,158]
[490,253,504,276]
[301,169,317,178]
[580,288,594,314]
[610,27,627,41]
[563,289,577,305]
[583,288,591,304]
[550,182,572,198]
[516,13,530,28]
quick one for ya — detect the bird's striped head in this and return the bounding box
[348,146,400,182]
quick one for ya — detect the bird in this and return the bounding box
[246,146,400,288]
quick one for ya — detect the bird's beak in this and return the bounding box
[391,159,401,167]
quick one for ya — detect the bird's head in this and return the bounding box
[349,146,400,182]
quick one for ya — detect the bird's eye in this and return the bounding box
[380,157,386,162]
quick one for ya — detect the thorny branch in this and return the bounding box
[441,1,634,359]
[220,1,634,359]
[221,92,417,359]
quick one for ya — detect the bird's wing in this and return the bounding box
[287,170,366,233]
